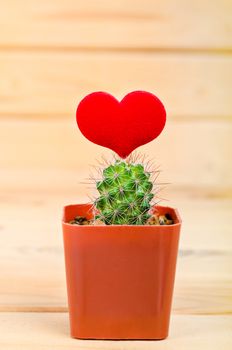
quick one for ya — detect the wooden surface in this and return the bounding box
[0,52,232,118]
[0,314,231,350]
[0,0,232,348]
[1,0,232,50]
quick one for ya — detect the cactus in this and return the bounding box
[94,159,154,225]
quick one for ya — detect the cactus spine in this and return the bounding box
[95,160,154,225]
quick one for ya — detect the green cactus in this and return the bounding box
[95,159,154,225]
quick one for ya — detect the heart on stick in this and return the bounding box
[76,91,166,158]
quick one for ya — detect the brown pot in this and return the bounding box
[62,204,181,340]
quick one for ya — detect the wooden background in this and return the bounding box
[0,1,232,348]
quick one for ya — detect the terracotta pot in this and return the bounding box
[62,204,181,340]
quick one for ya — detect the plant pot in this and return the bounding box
[62,203,181,340]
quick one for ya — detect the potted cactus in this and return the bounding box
[62,91,182,340]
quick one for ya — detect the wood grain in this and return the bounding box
[1,0,232,50]
[1,119,232,191]
[0,52,231,119]
[0,313,231,349]
[0,0,231,348]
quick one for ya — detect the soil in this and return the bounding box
[69,213,173,226]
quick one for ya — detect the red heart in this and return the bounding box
[76,91,166,158]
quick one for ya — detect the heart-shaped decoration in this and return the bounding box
[76,91,166,158]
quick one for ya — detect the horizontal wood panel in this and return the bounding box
[0,313,231,349]
[1,1,232,50]
[0,193,231,313]
[0,52,231,119]
[1,119,232,190]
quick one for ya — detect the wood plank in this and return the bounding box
[1,119,232,190]
[0,192,231,314]
[1,1,232,50]
[0,52,231,119]
[0,313,231,349]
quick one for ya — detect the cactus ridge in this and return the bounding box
[95,160,154,225]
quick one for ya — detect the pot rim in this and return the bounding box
[62,203,182,228]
